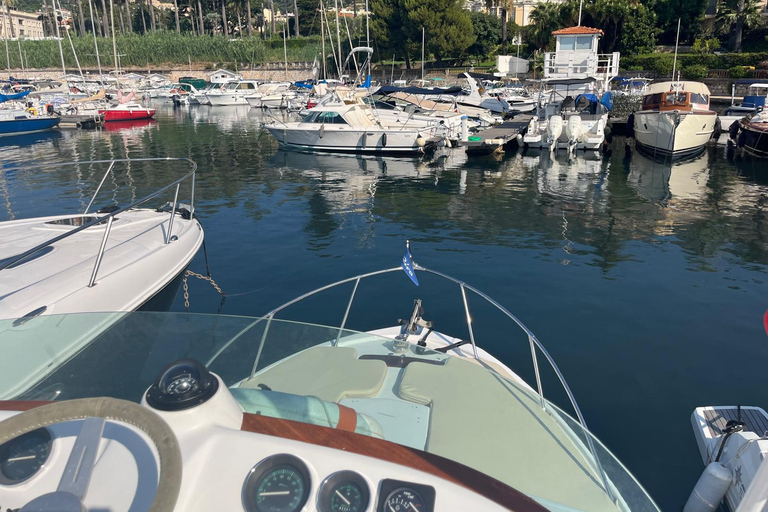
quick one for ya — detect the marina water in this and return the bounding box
[1,104,767,510]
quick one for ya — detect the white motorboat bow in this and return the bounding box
[0,254,661,512]
[632,81,717,161]
[0,158,204,321]
[206,80,261,106]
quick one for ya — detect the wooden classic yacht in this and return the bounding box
[633,81,717,160]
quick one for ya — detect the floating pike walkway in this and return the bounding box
[458,115,534,156]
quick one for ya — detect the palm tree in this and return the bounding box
[716,0,764,51]
[528,0,562,50]
[3,0,16,39]
[147,0,156,30]
[485,0,513,54]
[245,0,253,35]
[173,0,180,31]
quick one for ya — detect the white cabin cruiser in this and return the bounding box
[633,81,717,161]
[206,81,261,106]
[0,158,203,321]
[0,255,661,512]
[265,104,440,155]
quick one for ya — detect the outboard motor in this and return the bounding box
[548,115,564,152]
[566,116,583,154]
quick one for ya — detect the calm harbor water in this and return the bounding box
[2,104,768,510]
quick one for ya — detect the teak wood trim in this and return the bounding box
[0,401,51,411]
[241,412,549,512]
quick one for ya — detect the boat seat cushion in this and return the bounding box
[396,357,618,512]
[230,388,385,439]
[239,346,387,403]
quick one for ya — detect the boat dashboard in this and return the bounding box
[0,372,541,512]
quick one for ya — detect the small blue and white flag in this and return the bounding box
[401,240,419,287]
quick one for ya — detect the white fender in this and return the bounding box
[683,462,733,512]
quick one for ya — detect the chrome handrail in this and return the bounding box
[0,158,197,286]
[237,264,614,500]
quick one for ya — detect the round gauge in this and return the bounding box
[243,454,311,512]
[384,487,426,512]
[318,470,370,512]
[0,428,52,485]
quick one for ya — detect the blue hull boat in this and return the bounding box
[0,116,60,137]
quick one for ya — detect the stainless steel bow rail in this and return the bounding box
[0,158,197,288]
[206,264,615,502]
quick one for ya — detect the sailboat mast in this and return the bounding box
[283,20,288,77]
[421,26,424,81]
[60,0,84,79]
[109,0,120,92]
[16,39,23,78]
[365,0,369,76]
[671,18,681,81]
[87,0,103,79]
[334,0,341,80]
[51,0,69,96]
[2,2,10,79]
[320,0,326,79]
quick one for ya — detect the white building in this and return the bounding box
[0,9,45,39]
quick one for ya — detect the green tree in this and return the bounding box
[655,0,707,44]
[467,10,501,57]
[370,0,412,67]
[716,0,765,51]
[619,4,657,53]
[528,0,560,50]
[404,0,475,65]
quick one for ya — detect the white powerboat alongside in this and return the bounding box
[265,104,440,155]
[0,158,203,321]
[0,255,661,512]
[633,81,717,160]
[206,80,261,106]
[686,405,768,512]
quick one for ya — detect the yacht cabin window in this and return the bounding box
[301,111,348,124]
[690,93,709,105]
[238,83,256,90]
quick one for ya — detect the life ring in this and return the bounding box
[25,107,37,116]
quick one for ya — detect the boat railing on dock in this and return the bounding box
[0,158,197,288]
[543,52,621,82]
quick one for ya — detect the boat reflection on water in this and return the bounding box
[0,129,62,148]
[271,146,468,180]
[520,150,608,212]
[626,152,711,204]
[102,118,157,133]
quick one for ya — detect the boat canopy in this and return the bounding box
[645,81,711,96]
[378,85,464,96]
[0,90,31,103]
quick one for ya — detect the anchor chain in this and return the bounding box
[183,270,226,311]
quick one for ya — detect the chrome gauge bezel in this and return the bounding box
[0,427,53,486]
[317,470,370,512]
[376,479,436,512]
[242,453,312,512]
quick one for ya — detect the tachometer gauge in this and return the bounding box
[318,470,370,512]
[384,487,426,512]
[0,428,52,485]
[243,454,311,512]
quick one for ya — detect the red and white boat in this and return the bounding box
[99,101,156,122]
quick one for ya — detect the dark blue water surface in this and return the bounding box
[2,104,768,510]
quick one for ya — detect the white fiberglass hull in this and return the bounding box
[206,93,250,106]
[0,209,204,320]
[245,95,263,108]
[634,110,716,159]
[266,124,432,154]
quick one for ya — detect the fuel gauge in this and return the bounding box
[318,471,370,512]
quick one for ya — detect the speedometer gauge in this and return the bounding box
[318,470,370,512]
[0,428,52,485]
[243,454,311,512]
